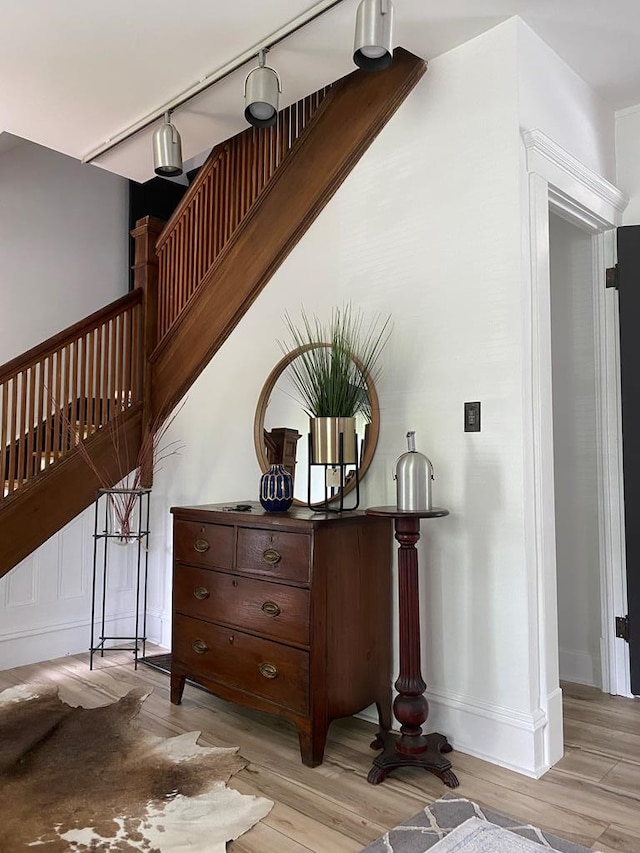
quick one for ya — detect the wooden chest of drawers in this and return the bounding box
[170,502,392,766]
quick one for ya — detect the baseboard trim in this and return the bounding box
[0,608,165,670]
[559,647,601,687]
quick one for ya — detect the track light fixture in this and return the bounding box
[244,50,282,128]
[152,111,183,177]
[83,1,398,169]
[353,0,394,71]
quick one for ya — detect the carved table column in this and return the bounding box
[364,506,458,788]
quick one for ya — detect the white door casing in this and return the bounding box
[522,129,629,772]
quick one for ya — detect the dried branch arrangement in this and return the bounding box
[59,402,184,539]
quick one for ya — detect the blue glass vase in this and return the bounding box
[259,464,294,512]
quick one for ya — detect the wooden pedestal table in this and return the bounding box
[364,506,459,788]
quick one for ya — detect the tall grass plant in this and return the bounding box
[280,305,391,419]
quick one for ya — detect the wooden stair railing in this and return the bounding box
[5,397,123,484]
[154,86,332,342]
[0,291,145,578]
[147,48,427,423]
[1,289,142,497]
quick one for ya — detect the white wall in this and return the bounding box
[549,213,602,688]
[616,105,640,224]
[145,20,548,774]
[0,140,130,669]
[0,139,128,363]
[517,20,615,182]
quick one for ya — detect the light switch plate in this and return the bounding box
[465,401,481,432]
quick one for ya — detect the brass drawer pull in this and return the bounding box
[262,548,281,566]
[259,662,278,679]
[194,538,210,554]
[261,600,281,618]
[193,586,210,601]
[192,639,209,655]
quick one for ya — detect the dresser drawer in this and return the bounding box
[174,520,233,569]
[173,565,310,646]
[173,614,309,714]
[236,528,311,583]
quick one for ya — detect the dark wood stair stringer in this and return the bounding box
[0,407,143,579]
[150,48,427,423]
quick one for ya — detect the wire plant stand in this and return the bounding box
[306,430,360,512]
[89,487,151,670]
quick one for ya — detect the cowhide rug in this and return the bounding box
[0,683,273,851]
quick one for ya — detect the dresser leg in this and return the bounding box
[170,672,186,705]
[370,698,391,749]
[376,692,392,732]
[298,725,328,767]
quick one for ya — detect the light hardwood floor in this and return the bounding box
[1,649,638,852]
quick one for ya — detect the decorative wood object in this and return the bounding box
[170,502,393,766]
[264,427,301,484]
[364,506,459,788]
[131,215,165,486]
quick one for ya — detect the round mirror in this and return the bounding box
[253,345,380,506]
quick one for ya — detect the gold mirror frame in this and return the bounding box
[253,344,380,505]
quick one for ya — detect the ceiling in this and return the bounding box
[2,0,640,182]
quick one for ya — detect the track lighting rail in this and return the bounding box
[82,0,349,165]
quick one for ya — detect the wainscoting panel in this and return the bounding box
[0,502,162,670]
[58,514,86,600]
[5,556,37,607]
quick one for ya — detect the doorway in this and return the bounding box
[549,213,603,691]
[523,129,629,773]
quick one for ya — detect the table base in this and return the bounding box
[367,730,460,787]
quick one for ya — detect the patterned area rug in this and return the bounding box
[362,795,599,853]
[0,683,272,851]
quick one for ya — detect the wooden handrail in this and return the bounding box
[156,142,227,250]
[0,290,142,384]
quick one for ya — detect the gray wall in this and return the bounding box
[0,138,128,363]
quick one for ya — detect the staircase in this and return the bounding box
[0,48,426,579]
